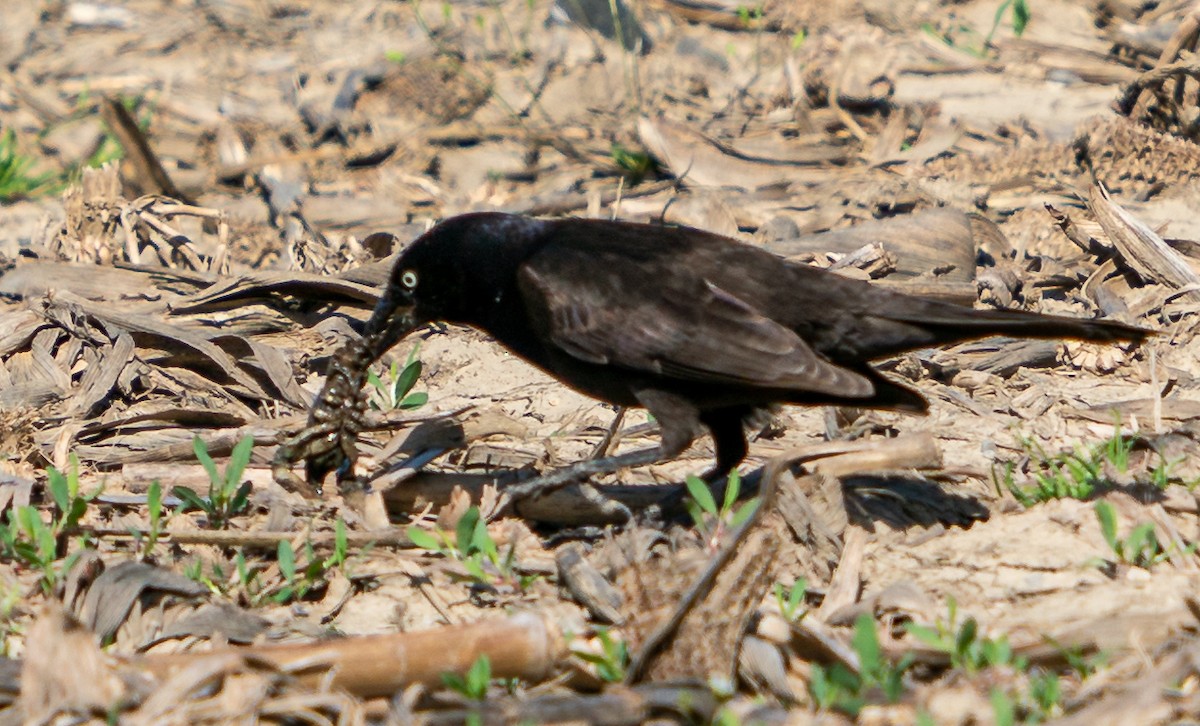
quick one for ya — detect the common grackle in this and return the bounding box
[277,212,1149,506]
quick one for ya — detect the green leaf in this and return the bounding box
[722,470,741,513]
[331,518,348,566]
[406,526,443,552]
[399,392,429,410]
[230,481,253,515]
[277,540,296,582]
[441,672,468,694]
[1094,501,1118,550]
[904,622,942,647]
[46,466,69,515]
[470,517,498,564]
[788,578,806,611]
[684,476,717,516]
[463,555,490,584]
[171,486,210,513]
[193,436,221,489]
[990,687,1016,726]
[466,654,491,698]
[147,481,162,524]
[226,435,255,490]
[851,613,882,676]
[456,507,481,557]
[395,359,422,399]
[955,617,978,660]
[1011,0,1030,36]
[730,498,759,528]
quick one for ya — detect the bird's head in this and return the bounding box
[362,212,545,349]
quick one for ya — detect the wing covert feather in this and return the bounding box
[517,245,874,397]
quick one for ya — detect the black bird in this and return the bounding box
[281,212,1148,502]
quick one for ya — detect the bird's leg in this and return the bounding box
[656,408,750,516]
[497,391,701,520]
[589,406,627,458]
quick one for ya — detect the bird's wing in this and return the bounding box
[517,246,875,397]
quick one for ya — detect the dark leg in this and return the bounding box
[497,390,702,518]
[699,407,750,480]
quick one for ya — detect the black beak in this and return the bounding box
[363,285,419,354]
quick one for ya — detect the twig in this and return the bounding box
[85,527,414,549]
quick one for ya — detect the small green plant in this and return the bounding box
[232,550,264,603]
[1,507,62,593]
[774,578,807,622]
[736,3,763,27]
[136,481,164,559]
[273,520,350,603]
[442,654,490,726]
[991,688,1016,726]
[0,581,24,658]
[1026,669,1063,719]
[367,346,427,411]
[985,0,1031,46]
[1093,500,1179,570]
[996,437,1102,505]
[610,143,654,185]
[173,435,253,529]
[407,507,532,590]
[46,453,102,536]
[684,471,759,547]
[185,558,233,597]
[995,424,1154,506]
[572,627,629,683]
[0,455,100,592]
[809,614,911,716]
[906,598,1019,673]
[0,128,57,201]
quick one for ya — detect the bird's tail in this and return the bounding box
[918,307,1151,345]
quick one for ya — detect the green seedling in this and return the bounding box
[46,453,102,536]
[995,423,1168,506]
[610,143,654,185]
[1093,500,1181,570]
[442,654,491,726]
[684,470,759,547]
[0,455,101,592]
[905,597,1020,674]
[272,520,351,603]
[173,435,253,529]
[774,578,807,622]
[407,506,532,590]
[991,688,1016,726]
[985,0,1031,47]
[0,581,23,659]
[572,626,629,683]
[809,614,911,716]
[1,507,62,594]
[0,128,57,201]
[367,345,427,411]
[135,481,164,560]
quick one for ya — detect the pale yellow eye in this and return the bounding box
[401,270,418,288]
